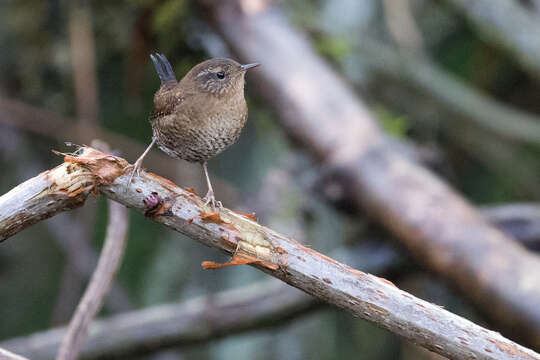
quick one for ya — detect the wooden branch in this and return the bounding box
[57,200,129,360]
[0,147,538,359]
[443,0,540,79]
[200,0,540,348]
[3,202,539,358]
[0,154,94,242]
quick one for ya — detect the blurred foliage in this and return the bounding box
[0,0,539,359]
[373,105,410,137]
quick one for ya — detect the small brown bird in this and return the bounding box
[129,53,259,208]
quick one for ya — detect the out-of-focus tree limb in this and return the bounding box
[0,241,405,360]
[201,0,540,348]
[443,0,540,79]
[57,199,128,360]
[1,147,537,360]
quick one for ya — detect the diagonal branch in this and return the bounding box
[0,147,538,360]
[199,0,540,348]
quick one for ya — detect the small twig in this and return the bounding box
[57,200,129,360]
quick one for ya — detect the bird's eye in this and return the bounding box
[216,71,225,79]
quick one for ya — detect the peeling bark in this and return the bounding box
[0,159,94,242]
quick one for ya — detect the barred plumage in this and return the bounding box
[128,53,258,208]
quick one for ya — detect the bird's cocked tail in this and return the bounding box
[150,53,177,85]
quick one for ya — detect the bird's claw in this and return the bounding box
[203,190,222,211]
[124,161,143,186]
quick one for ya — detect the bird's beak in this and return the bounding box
[240,63,260,71]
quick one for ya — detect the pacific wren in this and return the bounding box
[129,53,259,208]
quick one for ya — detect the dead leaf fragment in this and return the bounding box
[234,210,258,222]
[188,212,237,231]
[184,187,198,196]
[202,254,258,269]
[57,148,128,185]
[201,253,279,270]
[147,172,178,187]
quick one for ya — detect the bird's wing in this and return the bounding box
[149,87,192,124]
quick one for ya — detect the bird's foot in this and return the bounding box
[124,159,144,185]
[203,189,222,210]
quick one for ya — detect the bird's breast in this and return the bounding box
[152,97,248,163]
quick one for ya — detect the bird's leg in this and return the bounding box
[126,138,156,184]
[202,161,222,210]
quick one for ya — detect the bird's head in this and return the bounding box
[183,58,259,96]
